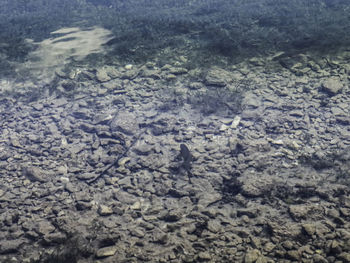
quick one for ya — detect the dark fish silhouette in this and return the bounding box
[180,144,193,171]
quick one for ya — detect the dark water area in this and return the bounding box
[1,0,350,68]
[0,1,350,263]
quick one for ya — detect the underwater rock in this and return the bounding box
[0,239,24,254]
[205,67,232,86]
[96,245,117,258]
[109,111,139,135]
[244,249,260,263]
[169,67,188,75]
[98,205,113,216]
[322,78,343,96]
[96,68,111,82]
[77,172,97,180]
[22,166,48,183]
[36,220,56,236]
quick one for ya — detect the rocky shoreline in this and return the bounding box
[0,49,350,262]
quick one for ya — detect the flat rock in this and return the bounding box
[205,67,232,86]
[96,245,117,258]
[22,166,48,183]
[110,111,139,135]
[96,68,111,82]
[77,172,97,180]
[322,78,343,96]
[36,220,56,235]
[98,205,113,216]
[0,239,24,254]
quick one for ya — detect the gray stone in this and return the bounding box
[110,111,139,135]
[98,205,113,216]
[244,249,260,263]
[96,245,117,258]
[51,98,68,107]
[302,223,316,236]
[169,67,188,75]
[0,239,24,254]
[242,93,261,108]
[72,109,90,119]
[43,232,66,244]
[205,67,232,86]
[22,166,48,183]
[0,150,10,161]
[133,143,153,155]
[36,220,56,235]
[96,68,111,82]
[94,113,113,125]
[130,228,145,238]
[198,251,212,260]
[313,254,328,263]
[79,123,96,133]
[76,172,97,181]
[161,210,183,222]
[122,69,138,79]
[322,78,343,95]
[339,252,350,262]
[113,190,138,205]
[32,103,44,111]
[287,250,300,261]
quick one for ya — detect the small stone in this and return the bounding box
[0,239,23,254]
[77,172,97,181]
[125,64,133,70]
[287,250,300,261]
[207,220,222,233]
[329,240,342,254]
[130,228,145,238]
[93,113,113,125]
[339,252,350,262]
[22,166,48,183]
[289,205,310,220]
[37,220,56,235]
[198,251,211,260]
[322,78,343,95]
[244,249,260,263]
[109,111,139,135]
[165,74,177,80]
[117,157,130,167]
[169,67,188,75]
[43,232,66,244]
[32,103,44,111]
[162,210,182,222]
[219,124,229,131]
[302,223,316,236]
[205,67,231,86]
[313,254,328,263]
[96,68,111,82]
[231,116,241,128]
[98,205,113,216]
[96,246,117,258]
[130,201,141,210]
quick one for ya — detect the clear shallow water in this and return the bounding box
[0,1,350,262]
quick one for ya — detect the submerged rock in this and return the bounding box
[321,78,343,96]
[22,166,48,183]
[109,111,139,135]
[205,67,232,86]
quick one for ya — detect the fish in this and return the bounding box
[180,144,193,171]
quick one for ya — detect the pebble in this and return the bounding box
[98,205,113,216]
[96,246,117,258]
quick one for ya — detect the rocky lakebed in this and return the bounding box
[0,49,350,263]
